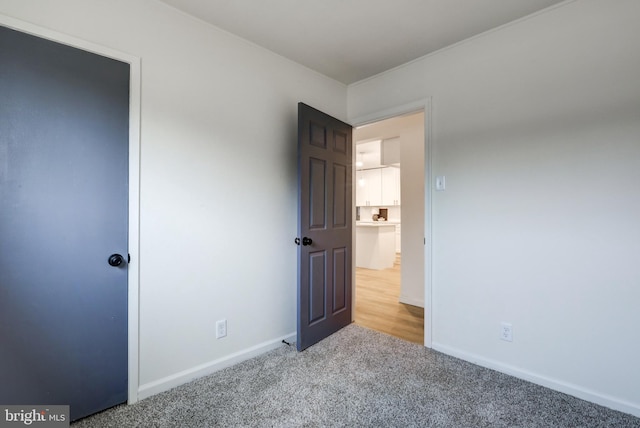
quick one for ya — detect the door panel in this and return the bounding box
[333,164,347,227]
[297,103,352,351]
[309,251,327,325]
[0,26,129,420]
[332,248,347,313]
[310,158,326,229]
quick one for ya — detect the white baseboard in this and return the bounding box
[137,332,297,401]
[399,294,424,308]
[432,342,640,418]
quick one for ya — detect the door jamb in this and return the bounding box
[0,14,142,403]
[349,98,433,348]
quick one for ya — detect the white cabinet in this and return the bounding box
[355,170,368,206]
[357,166,401,207]
[381,167,401,206]
[356,168,382,206]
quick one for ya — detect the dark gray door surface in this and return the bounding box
[297,103,353,351]
[0,26,129,421]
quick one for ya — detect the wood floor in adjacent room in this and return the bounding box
[354,255,424,344]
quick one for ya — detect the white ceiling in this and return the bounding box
[159,0,566,84]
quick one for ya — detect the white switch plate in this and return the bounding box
[435,175,446,191]
[216,319,227,339]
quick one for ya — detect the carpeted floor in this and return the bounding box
[73,324,640,427]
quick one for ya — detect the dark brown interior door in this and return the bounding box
[297,103,353,351]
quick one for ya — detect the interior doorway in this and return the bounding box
[352,111,426,344]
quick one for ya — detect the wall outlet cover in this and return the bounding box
[501,322,513,342]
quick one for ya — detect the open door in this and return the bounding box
[296,103,353,351]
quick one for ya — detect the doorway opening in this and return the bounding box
[353,111,425,344]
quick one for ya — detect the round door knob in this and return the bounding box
[302,237,312,246]
[108,254,124,267]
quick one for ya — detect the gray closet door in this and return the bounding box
[0,25,129,421]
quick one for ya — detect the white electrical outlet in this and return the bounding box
[216,319,227,339]
[500,322,513,342]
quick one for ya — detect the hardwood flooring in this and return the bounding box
[354,255,425,344]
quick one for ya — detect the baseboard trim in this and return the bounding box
[399,295,424,308]
[432,342,640,418]
[138,332,297,401]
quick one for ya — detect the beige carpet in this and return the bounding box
[73,325,640,427]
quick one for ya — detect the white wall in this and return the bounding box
[0,0,347,397]
[398,114,425,307]
[349,0,640,416]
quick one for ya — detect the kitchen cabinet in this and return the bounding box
[381,167,401,206]
[356,168,382,206]
[356,167,400,207]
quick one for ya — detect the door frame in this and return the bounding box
[349,98,433,348]
[0,15,142,403]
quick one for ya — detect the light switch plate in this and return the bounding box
[216,319,227,339]
[435,176,446,191]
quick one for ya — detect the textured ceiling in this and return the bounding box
[159,0,567,84]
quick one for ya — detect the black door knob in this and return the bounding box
[302,237,312,246]
[108,254,124,267]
